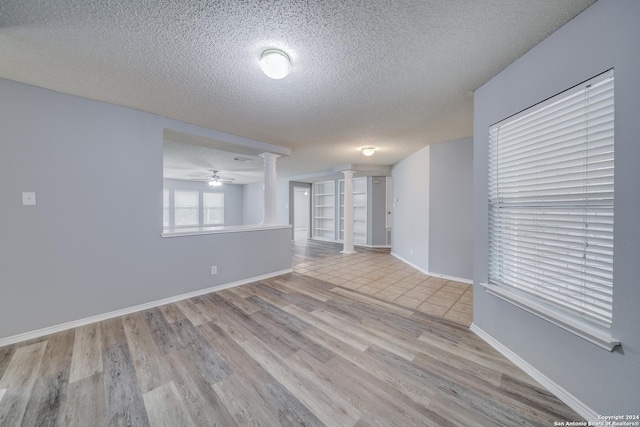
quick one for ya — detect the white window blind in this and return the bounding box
[203,192,225,225]
[488,71,615,333]
[163,189,170,227]
[174,190,200,226]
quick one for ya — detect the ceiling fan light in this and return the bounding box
[361,146,377,157]
[260,49,291,79]
[208,179,223,187]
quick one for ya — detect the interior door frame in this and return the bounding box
[289,181,312,240]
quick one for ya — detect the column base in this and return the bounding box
[340,250,357,255]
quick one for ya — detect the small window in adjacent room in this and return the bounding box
[203,192,225,225]
[485,70,618,350]
[174,190,200,226]
[163,189,170,227]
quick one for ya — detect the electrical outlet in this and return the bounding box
[410,248,413,255]
[22,192,36,205]
[211,266,217,275]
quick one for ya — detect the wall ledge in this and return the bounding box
[480,282,619,351]
[162,223,291,238]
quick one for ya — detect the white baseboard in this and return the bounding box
[307,238,390,250]
[470,323,598,422]
[0,268,292,348]
[390,252,473,284]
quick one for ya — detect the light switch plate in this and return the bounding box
[22,192,36,205]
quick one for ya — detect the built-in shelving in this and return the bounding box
[339,177,368,245]
[312,180,336,241]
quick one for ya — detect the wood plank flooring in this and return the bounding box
[0,272,582,426]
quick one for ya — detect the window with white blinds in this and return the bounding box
[487,70,616,347]
[163,189,170,227]
[203,192,225,225]
[174,190,200,226]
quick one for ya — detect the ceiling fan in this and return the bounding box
[190,170,235,187]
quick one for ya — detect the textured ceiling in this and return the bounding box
[163,129,266,184]
[0,0,595,179]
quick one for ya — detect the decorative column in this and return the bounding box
[259,152,280,224]
[341,170,357,254]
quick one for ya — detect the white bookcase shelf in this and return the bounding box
[339,177,368,245]
[312,180,336,240]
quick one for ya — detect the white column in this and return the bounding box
[341,170,356,254]
[259,152,280,224]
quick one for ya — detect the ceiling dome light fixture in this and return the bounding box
[260,49,291,79]
[360,146,377,157]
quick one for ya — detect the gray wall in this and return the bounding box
[0,78,291,340]
[429,138,473,280]
[277,179,290,225]
[391,145,430,269]
[368,177,389,246]
[242,178,290,226]
[163,178,244,226]
[242,181,263,225]
[473,0,639,413]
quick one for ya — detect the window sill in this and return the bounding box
[480,282,620,351]
[162,224,291,238]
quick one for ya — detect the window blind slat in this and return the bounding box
[496,144,614,176]
[493,271,612,308]
[493,269,612,307]
[491,244,614,279]
[496,102,613,151]
[497,113,613,160]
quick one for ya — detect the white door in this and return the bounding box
[293,187,310,240]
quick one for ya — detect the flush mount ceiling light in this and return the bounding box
[360,146,377,157]
[260,49,291,79]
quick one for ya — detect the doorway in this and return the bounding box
[291,184,311,241]
[293,187,311,241]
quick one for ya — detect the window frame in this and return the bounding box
[481,70,619,351]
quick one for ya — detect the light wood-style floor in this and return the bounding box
[0,239,583,426]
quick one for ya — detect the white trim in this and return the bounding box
[309,237,337,243]
[0,268,292,347]
[162,223,290,238]
[470,323,599,422]
[0,389,6,404]
[480,282,619,351]
[308,238,391,250]
[390,252,473,285]
[356,244,391,249]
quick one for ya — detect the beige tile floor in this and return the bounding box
[293,250,473,327]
